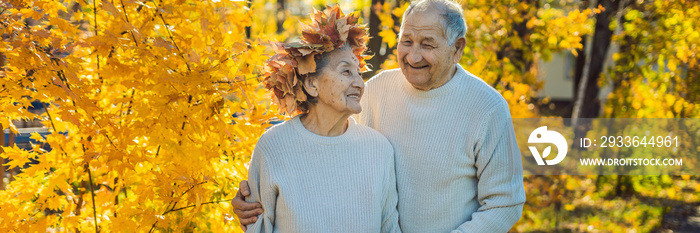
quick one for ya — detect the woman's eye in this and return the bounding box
[342,70,351,75]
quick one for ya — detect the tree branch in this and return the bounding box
[149,0,192,72]
[90,116,126,156]
[89,0,101,76]
[118,0,139,47]
[164,199,234,215]
[180,181,207,198]
[85,163,99,233]
[41,102,69,154]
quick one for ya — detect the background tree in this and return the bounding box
[570,0,626,121]
[1,0,274,231]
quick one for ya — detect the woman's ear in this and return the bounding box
[303,76,319,98]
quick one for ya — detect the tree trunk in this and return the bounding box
[7,131,15,183]
[245,1,252,39]
[0,51,5,190]
[571,0,626,150]
[511,0,537,73]
[365,0,388,79]
[492,0,538,89]
[571,0,623,121]
[1,124,5,190]
[276,0,285,34]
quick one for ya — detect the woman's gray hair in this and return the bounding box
[401,0,467,46]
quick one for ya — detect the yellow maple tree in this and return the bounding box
[0,0,277,231]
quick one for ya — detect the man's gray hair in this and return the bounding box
[401,0,467,46]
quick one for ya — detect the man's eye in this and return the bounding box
[401,40,412,45]
[422,44,435,48]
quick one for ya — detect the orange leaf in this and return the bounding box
[296,55,316,75]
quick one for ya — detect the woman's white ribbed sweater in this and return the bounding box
[246,115,401,233]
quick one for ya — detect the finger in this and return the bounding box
[233,204,263,220]
[241,225,247,232]
[232,193,262,211]
[240,180,250,196]
[231,190,245,208]
[239,215,259,226]
[237,207,264,219]
[238,200,262,211]
[231,191,240,206]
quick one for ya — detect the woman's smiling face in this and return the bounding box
[308,48,365,116]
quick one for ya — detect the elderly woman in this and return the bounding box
[245,5,401,233]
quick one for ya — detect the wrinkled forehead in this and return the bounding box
[400,8,445,39]
[326,48,360,66]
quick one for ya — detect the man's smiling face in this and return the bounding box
[397,6,460,91]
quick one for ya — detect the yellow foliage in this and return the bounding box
[605,0,699,118]
[0,0,277,231]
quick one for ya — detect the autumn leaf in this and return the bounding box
[295,55,316,75]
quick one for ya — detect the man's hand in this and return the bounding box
[232,180,263,231]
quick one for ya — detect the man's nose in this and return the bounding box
[407,46,423,64]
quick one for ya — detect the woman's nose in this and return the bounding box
[351,73,364,88]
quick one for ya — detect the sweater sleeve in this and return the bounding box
[245,143,277,233]
[380,149,402,233]
[451,103,526,233]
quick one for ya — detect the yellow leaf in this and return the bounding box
[565,204,575,211]
[674,100,684,113]
[565,178,576,191]
[30,132,45,142]
[154,37,173,52]
[548,36,557,46]
[102,0,122,17]
[612,53,620,61]
[559,39,570,48]
[1,145,31,169]
[188,50,201,64]
[632,101,642,109]
[49,17,77,34]
[378,29,397,48]
[667,59,677,72]
[526,18,536,29]
[665,94,676,106]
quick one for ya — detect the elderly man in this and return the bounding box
[233,0,526,232]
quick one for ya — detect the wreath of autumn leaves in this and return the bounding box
[263,5,370,115]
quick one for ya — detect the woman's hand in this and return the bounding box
[232,180,264,231]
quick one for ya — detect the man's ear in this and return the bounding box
[452,37,466,63]
[303,76,319,98]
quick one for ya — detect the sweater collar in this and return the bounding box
[401,64,466,98]
[291,114,358,144]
